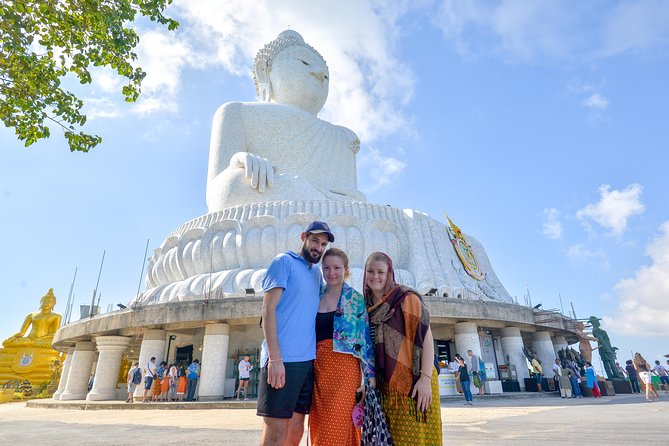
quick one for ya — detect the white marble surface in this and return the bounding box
[198,323,229,401]
[500,327,530,388]
[52,347,74,400]
[60,341,95,401]
[133,329,166,401]
[532,332,557,378]
[132,200,513,305]
[87,336,131,401]
[206,30,364,212]
[130,30,513,309]
[454,322,483,359]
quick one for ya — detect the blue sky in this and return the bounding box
[2,1,668,371]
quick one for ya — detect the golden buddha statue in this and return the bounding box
[0,289,63,386]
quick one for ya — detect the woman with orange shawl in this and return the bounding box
[364,252,442,445]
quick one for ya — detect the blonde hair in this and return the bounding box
[322,247,350,279]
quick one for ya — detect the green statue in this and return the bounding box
[588,316,623,379]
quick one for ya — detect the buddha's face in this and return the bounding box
[269,45,329,114]
[40,296,56,312]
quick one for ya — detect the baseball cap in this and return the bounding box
[304,220,335,242]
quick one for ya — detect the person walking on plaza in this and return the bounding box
[585,362,601,398]
[126,361,141,403]
[142,356,157,403]
[625,359,641,394]
[309,248,375,446]
[634,353,659,401]
[652,360,669,393]
[456,354,473,406]
[237,355,253,400]
[365,252,442,445]
[468,349,484,395]
[257,221,333,446]
[531,353,543,392]
[185,359,200,401]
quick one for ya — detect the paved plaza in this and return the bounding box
[1,394,667,445]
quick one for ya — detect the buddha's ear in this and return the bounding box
[254,59,271,102]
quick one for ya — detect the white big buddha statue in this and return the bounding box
[206,30,366,212]
[133,30,515,305]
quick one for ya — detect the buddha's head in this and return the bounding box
[254,30,329,115]
[40,288,56,312]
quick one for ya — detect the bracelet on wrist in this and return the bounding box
[420,371,431,379]
[269,358,283,363]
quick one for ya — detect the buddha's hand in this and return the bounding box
[229,152,275,193]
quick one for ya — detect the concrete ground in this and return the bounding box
[1,393,667,445]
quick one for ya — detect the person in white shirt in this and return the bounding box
[237,355,253,400]
[653,360,669,393]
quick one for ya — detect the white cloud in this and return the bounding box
[132,30,191,115]
[582,93,609,110]
[576,184,644,236]
[599,0,669,58]
[433,0,669,62]
[149,0,416,143]
[432,0,586,61]
[540,208,563,239]
[603,221,669,336]
[83,97,121,120]
[566,244,610,270]
[358,146,406,192]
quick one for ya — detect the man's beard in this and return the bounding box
[301,244,323,264]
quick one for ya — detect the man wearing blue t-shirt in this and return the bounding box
[257,220,333,446]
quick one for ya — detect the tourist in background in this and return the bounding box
[158,361,170,402]
[176,362,187,401]
[531,353,543,392]
[634,353,659,401]
[237,355,253,400]
[558,363,572,398]
[185,358,200,401]
[153,360,166,401]
[142,356,157,403]
[567,358,582,398]
[468,350,484,395]
[126,361,141,403]
[364,252,442,445]
[310,248,375,446]
[625,359,641,394]
[168,362,178,401]
[652,360,669,393]
[585,362,601,398]
[455,354,473,406]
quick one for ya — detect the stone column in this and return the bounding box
[454,322,482,397]
[553,336,568,357]
[52,347,74,400]
[134,329,166,400]
[454,322,482,358]
[500,327,530,390]
[198,323,230,401]
[87,336,132,401]
[532,331,557,378]
[59,341,96,400]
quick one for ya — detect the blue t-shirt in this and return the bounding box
[260,251,322,366]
